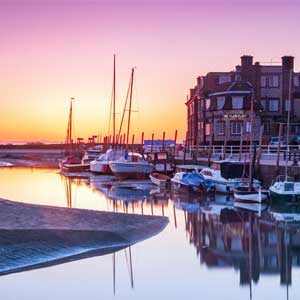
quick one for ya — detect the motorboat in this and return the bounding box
[59,155,89,172]
[90,149,124,174]
[200,160,260,193]
[149,173,171,189]
[81,146,103,164]
[171,172,214,193]
[269,175,300,203]
[109,152,154,180]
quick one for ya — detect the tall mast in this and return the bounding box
[126,68,135,147]
[113,54,116,145]
[66,97,74,153]
[248,90,254,190]
[285,70,292,180]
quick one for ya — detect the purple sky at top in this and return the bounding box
[0,0,299,142]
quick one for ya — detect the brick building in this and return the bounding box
[186,55,300,146]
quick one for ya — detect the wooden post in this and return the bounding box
[223,123,228,160]
[174,129,178,157]
[195,128,199,164]
[256,124,264,165]
[162,131,165,151]
[151,133,154,153]
[276,123,283,174]
[239,129,243,161]
[183,131,188,164]
[131,134,135,151]
[208,125,213,166]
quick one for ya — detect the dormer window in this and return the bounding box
[232,96,244,109]
[217,96,225,110]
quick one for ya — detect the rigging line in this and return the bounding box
[118,72,132,137]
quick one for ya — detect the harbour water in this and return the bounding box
[1,167,300,300]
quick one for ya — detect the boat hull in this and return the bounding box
[233,188,267,203]
[60,163,90,172]
[90,162,112,174]
[109,162,154,180]
[149,173,170,189]
[269,189,300,203]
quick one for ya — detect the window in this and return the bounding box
[218,75,231,84]
[235,74,241,81]
[285,99,291,111]
[294,75,300,87]
[205,123,211,136]
[261,75,280,88]
[231,122,242,135]
[232,96,243,109]
[217,96,225,110]
[269,98,279,112]
[261,76,267,87]
[260,99,267,111]
[216,121,225,135]
[269,76,279,87]
[205,98,211,110]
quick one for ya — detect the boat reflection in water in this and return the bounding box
[184,199,300,291]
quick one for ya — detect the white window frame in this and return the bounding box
[218,75,231,84]
[231,122,242,135]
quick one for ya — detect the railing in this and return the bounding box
[186,144,300,162]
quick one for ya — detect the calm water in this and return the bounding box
[0,167,300,300]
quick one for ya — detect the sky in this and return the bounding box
[0,0,300,143]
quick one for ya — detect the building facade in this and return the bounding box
[186,55,300,146]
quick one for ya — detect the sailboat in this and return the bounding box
[90,55,125,174]
[269,70,300,203]
[59,98,87,172]
[109,68,154,179]
[233,88,266,203]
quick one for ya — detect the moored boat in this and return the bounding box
[149,173,171,189]
[233,185,268,203]
[269,175,300,203]
[171,172,214,193]
[200,160,260,193]
[109,152,154,180]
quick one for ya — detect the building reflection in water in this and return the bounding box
[185,205,300,290]
[63,174,300,293]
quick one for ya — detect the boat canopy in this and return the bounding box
[181,173,206,186]
[220,162,246,180]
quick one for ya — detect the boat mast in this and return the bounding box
[66,97,75,154]
[248,89,254,190]
[126,68,135,148]
[113,54,116,145]
[285,70,292,180]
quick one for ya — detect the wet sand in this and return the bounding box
[0,198,168,275]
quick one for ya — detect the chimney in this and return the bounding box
[241,55,253,68]
[282,56,294,70]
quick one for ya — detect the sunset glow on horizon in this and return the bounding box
[1,0,300,143]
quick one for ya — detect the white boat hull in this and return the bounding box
[109,162,154,179]
[90,161,111,174]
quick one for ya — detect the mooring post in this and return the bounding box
[276,123,283,174]
[174,129,178,157]
[183,131,188,164]
[239,129,243,161]
[256,124,264,165]
[151,133,154,153]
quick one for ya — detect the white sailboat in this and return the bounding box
[233,87,266,203]
[269,70,300,203]
[109,68,153,179]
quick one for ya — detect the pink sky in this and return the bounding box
[0,0,299,143]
